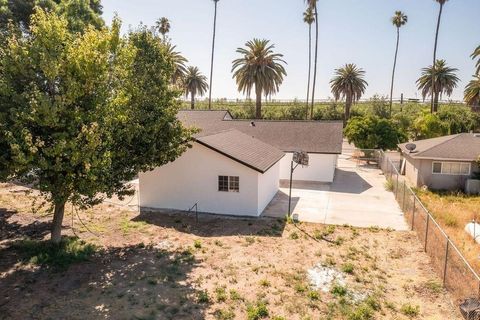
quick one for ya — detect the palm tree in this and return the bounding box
[431,0,449,113]
[156,17,170,41]
[183,66,208,109]
[472,45,480,75]
[389,11,408,117]
[208,0,220,110]
[330,64,368,121]
[464,75,480,108]
[232,39,287,119]
[305,0,319,119]
[416,59,459,112]
[303,6,315,119]
[163,42,188,86]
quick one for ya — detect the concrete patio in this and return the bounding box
[262,154,408,230]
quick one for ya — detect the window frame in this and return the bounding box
[431,161,471,176]
[218,175,240,192]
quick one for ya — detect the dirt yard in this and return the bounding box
[0,183,461,320]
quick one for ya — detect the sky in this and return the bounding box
[101,0,480,101]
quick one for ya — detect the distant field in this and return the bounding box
[180,99,467,121]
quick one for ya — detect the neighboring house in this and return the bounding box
[398,133,480,191]
[139,110,343,216]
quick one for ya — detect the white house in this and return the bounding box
[139,110,343,217]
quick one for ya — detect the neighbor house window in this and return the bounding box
[218,176,239,192]
[432,162,471,175]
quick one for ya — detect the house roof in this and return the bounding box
[398,133,480,161]
[179,110,343,154]
[196,129,285,173]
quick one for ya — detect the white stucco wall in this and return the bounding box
[279,153,338,182]
[139,143,279,216]
[257,161,280,215]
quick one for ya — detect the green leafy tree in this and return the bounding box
[232,38,287,119]
[303,6,314,119]
[416,59,459,113]
[465,75,480,108]
[437,106,478,134]
[0,9,191,243]
[389,11,407,116]
[344,116,406,150]
[0,0,103,33]
[184,66,208,109]
[330,63,368,121]
[412,112,448,139]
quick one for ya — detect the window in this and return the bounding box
[218,176,240,192]
[432,162,471,175]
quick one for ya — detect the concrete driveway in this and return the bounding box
[262,155,408,230]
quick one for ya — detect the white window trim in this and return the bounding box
[431,161,471,176]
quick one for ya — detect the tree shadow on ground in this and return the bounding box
[0,208,51,242]
[0,242,208,319]
[132,209,287,237]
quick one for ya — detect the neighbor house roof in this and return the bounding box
[179,110,343,154]
[196,129,285,173]
[398,133,480,161]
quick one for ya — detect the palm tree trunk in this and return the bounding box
[431,3,444,113]
[345,94,352,123]
[191,93,195,109]
[433,91,439,113]
[310,3,319,120]
[389,27,400,117]
[306,23,312,120]
[51,201,66,244]
[208,0,219,110]
[255,84,262,119]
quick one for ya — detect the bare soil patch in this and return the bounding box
[0,183,461,319]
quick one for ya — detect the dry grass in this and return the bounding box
[0,183,462,319]
[416,189,480,273]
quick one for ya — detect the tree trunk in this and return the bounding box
[310,3,319,120]
[255,84,262,119]
[208,0,218,110]
[306,23,312,120]
[345,94,352,123]
[431,3,444,113]
[389,27,400,117]
[191,92,195,110]
[433,92,439,113]
[51,201,66,244]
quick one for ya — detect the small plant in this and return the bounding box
[246,301,269,320]
[424,280,443,294]
[335,236,345,246]
[400,303,420,317]
[229,289,243,301]
[215,287,227,302]
[194,240,202,249]
[214,308,235,320]
[214,240,224,247]
[197,290,210,304]
[331,284,347,297]
[284,214,294,224]
[294,283,307,293]
[289,231,299,240]
[341,263,355,274]
[271,316,286,320]
[245,237,256,245]
[259,279,271,287]
[384,177,394,191]
[307,290,320,301]
[347,304,374,320]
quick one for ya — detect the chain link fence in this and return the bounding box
[374,150,480,309]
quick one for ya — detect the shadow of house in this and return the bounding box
[0,244,208,319]
[330,169,373,194]
[132,209,287,237]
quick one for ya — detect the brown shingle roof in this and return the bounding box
[179,110,343,154]
[398,133,480,161]
[196,129,285,173]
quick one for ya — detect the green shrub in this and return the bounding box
[246,301,269,320]
[384,178,394,191]
[13,237,96,270]
[259,279,271,287]
[214,308,235,320]
[194,240,202,249]
[347,304,374,320]
[307,290,320,301]
[229,289,243,301]
[341,263,355,274]
[331,284,347,297]
[400,303,420,317]
[289,231,299,240]
[197,290,210,304]
[215,287,227,302]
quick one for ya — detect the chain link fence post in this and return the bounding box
[411,195,416,231]
[424,214,430,252]
[443,237,450,287]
